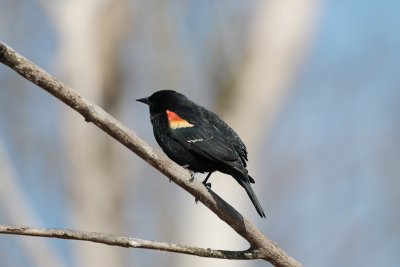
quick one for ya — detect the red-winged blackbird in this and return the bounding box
[137,90,266,218]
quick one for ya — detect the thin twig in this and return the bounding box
[0,225,259,260]
[0,42,303,267]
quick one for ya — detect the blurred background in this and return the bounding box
[0,0,399,266]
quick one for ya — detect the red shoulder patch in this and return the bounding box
[166,110,194,129]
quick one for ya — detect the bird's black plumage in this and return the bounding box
[137,90,266,218]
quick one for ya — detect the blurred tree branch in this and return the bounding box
[0,42,303,267]
[36,1,131,266]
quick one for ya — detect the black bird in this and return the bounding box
[137,90,266,218]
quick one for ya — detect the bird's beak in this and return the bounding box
[136,97,150,105]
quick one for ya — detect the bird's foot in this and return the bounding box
[201,172,212,188]
[182,165,195,181]
[202,181,212,189]
[186,171,195,181]
[189,171,195,181]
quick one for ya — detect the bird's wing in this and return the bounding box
[171,125,239,163]
[165,110,238,163]
[204,109,249,166]
[209,119,248,166]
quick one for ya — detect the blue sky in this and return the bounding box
[1,1,399,266]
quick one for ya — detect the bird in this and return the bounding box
[137,90,266,218]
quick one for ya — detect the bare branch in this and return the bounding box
[0,42,303,267]
[0,225,259,260]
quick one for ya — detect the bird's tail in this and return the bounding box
[231,171,266,218]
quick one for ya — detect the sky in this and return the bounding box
[0,0,400,266]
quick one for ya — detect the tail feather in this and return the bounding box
[231,171,266,218]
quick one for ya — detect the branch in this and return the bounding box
[0,42,303,267]
[0,225,258,260]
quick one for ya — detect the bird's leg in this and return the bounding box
[194,172,213,204]
[202,172,213,189]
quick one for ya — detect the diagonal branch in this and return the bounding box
[0,42,303,267]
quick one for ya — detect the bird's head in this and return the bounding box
[137,90,187,114]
